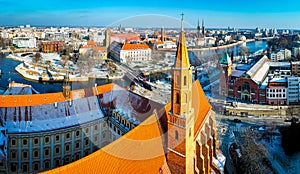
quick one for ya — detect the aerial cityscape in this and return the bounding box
[1,0,300,174]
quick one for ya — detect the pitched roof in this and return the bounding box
[219,52,232,65]
[175,31,190,68]
[192,80,212,137]
[42,80,212,174]
[0,84,113,107]
[42,113,170,174]
[122,43,150,50]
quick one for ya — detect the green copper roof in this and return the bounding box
[219,52,231,65]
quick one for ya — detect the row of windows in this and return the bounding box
[10,124,101,147]
[10,140,90,161]
[267,94,286,98]
[267,88,286,93]
[9,155,80,173]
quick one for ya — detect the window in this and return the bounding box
[22,163,28,172]
[23,139,28,146]
[75,154,80,160]
[175,75,180,86]
[94,136,98,142]
[11,163,17,172]
[85,139,89,146]
[184,76,187,86]
[55,147,60,154]
[23,151,28,159]
[34,138,39,145]
[45,149,49,156]
[56,135,60,141]
[75,142,80,149]
[66,144,70,152]
[34,150,39,158]
[11,139,16,146]
[45,136,50,144]
[84,150,89,156]
[85,128,89,134]
[176,93,180,104]
[175,131,179,141]
[94,125,98,131]
[44,161,50,169]
[11,151,16,159]
[55,159,60,167]
[33,163,39,171]
[76,131,80,137]
[66,133,70,139]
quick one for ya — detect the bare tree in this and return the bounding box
[33,53,42,63]
[239,46,250,56]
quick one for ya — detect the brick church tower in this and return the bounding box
[167,14,195,174]
[219,52,232,96]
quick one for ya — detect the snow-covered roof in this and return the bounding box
[246,55,270,84]
[270,77,287,83]
[231,70,245,77]
[267,61,291,68]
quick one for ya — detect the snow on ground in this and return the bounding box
[260,130,300,173]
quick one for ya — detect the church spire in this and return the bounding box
[175,13,190,69]
[180,13,184,31]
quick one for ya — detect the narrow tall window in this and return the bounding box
[184,76,187,86]
[175,131,179,141]
[176,93,180,104]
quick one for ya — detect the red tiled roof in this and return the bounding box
[42,80,211,174]
[122,43,150,50]
[111,33,141,42]
[0,84,113,107]
[192,80,212,137]
[93,46,106,51]
[42,113,170,174]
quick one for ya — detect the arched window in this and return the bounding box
[242,82,250,92]
[175,131,179,141]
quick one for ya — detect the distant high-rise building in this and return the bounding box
[202,19,205,36]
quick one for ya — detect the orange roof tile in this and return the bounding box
[192,80,212,137]
[42,114,170,174]
[93,46,106,51]
[122,43,150,50]
[87,40,96,46]
[0,84,113,107]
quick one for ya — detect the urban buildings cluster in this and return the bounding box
[219,52,300,105]
[0,19,226,174]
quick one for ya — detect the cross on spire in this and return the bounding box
[180,13,184,31]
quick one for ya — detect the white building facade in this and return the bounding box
[12,37,36,48]
[120,44,151,64]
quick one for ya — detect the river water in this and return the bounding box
[0,40,267,93]
[0,54,111,93]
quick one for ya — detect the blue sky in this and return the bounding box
[1,0,300,29]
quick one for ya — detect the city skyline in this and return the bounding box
[1,0,300,29]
